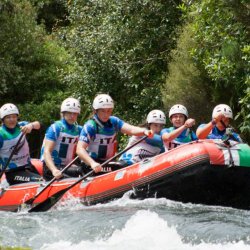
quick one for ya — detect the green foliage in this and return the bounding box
[162,23,213,125]
[236,85,250,134]
[188,0,249,139]
[59,0,182,123]
[30,0,69,33]
[236,45,250,136]
[19,91,90,126]
[0,0,74,127]
[1,0,249,146]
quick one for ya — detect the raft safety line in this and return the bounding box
[83,154,210,203]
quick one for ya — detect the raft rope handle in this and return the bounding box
[226,143,235,168]
[220,120,235,167]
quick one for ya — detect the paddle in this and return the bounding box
[28,135,148,212]
[24,156,80,206]
[0,133,25,179]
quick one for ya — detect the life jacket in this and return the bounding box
[40,120,81,166]
[119,135,164,165]
[0,125,30,171]
[85,117,120,161]
[163,127,197,150]
[207,126,242,142]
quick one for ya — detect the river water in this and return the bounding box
[1,192,250,250]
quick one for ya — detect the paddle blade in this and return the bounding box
[28,187,69,213]
[24,197,35,206]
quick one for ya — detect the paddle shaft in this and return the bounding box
[28,135,148,212]
[0,133,25,179]
[52,135,149,191]
[25,156,80,205]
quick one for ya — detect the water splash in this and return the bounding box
[40,210,250,250]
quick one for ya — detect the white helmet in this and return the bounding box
[0,103,19,119]
[169,104,188,118]
[147,110,166,124]
[61,97,81,113]
[93,94,114,110]
[212,104,233,119]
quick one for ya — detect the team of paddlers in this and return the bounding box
[0,94,242,186]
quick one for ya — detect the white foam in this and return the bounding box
[40,210,250,250]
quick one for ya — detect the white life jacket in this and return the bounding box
[0,128,30,170]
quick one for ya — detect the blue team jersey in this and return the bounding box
[79,115,124,161]
[119,134,164,165]
[40,119,82,166]
[161,127,197,150]
[198,124,242,142]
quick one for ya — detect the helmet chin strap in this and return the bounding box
[92,115,104,128]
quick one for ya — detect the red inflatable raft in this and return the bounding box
[0,139,250,212]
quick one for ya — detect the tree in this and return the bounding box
[188,0,250,140]
[162,23,212,125]
[30,0,70,33]
[0,0,72,122]
[59,0,182,123]
[0,0,77,155]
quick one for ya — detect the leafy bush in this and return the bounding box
[189,0,250,140]
[0,0,75,126]
[58,0,182,123]
[162,23,212,126]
